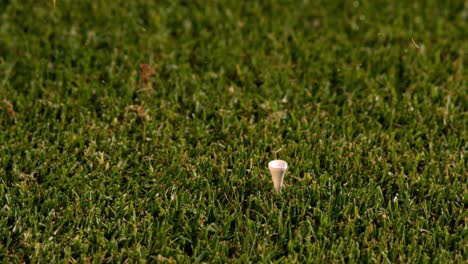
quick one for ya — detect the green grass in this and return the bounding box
[0,0,467,262]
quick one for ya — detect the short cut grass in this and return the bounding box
[0,0,467,262]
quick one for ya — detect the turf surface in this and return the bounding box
[0,0,467,262]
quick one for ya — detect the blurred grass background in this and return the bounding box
[0,0,467,262]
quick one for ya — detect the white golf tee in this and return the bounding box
[268,160,288,193]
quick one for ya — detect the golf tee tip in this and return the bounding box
[268,160,288,193]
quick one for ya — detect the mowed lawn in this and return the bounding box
[0,0,466,262]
